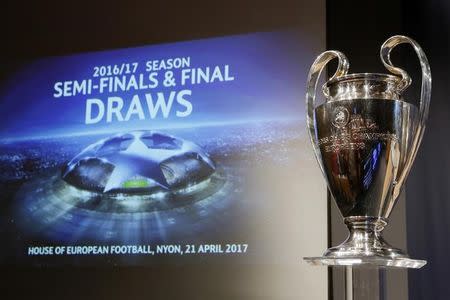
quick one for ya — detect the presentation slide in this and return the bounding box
[0,31,322,267]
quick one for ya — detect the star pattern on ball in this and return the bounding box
[63,131,215,193]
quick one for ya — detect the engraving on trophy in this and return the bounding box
[319,111,398,153]
[331,106,350,128]
[347,114,378,132]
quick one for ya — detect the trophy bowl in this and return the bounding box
[303,36,431,268]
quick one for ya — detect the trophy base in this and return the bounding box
[303,256,426,269]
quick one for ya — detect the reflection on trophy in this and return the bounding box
[304,36,431,268]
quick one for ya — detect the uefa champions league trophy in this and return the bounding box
[304,35,431,268]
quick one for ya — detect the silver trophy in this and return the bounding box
[304,36,431,268]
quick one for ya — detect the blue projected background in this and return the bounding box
[0,31,314,266]
[0,31,305,140]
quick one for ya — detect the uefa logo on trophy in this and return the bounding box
[304,36,431,268]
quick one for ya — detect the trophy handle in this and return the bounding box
[380,35,432,199]
[306,51,349,175]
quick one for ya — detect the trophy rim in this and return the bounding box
[326,72,401,86]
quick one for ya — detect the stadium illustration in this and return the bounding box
[62,131,216,195]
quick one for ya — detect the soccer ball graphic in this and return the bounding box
[62,131,215,194]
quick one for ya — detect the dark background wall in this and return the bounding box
[403,1,450,299]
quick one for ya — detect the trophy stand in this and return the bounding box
[344,266,386,300]
[304,257,425,299]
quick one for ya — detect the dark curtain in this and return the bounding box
[404,0,450,299]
